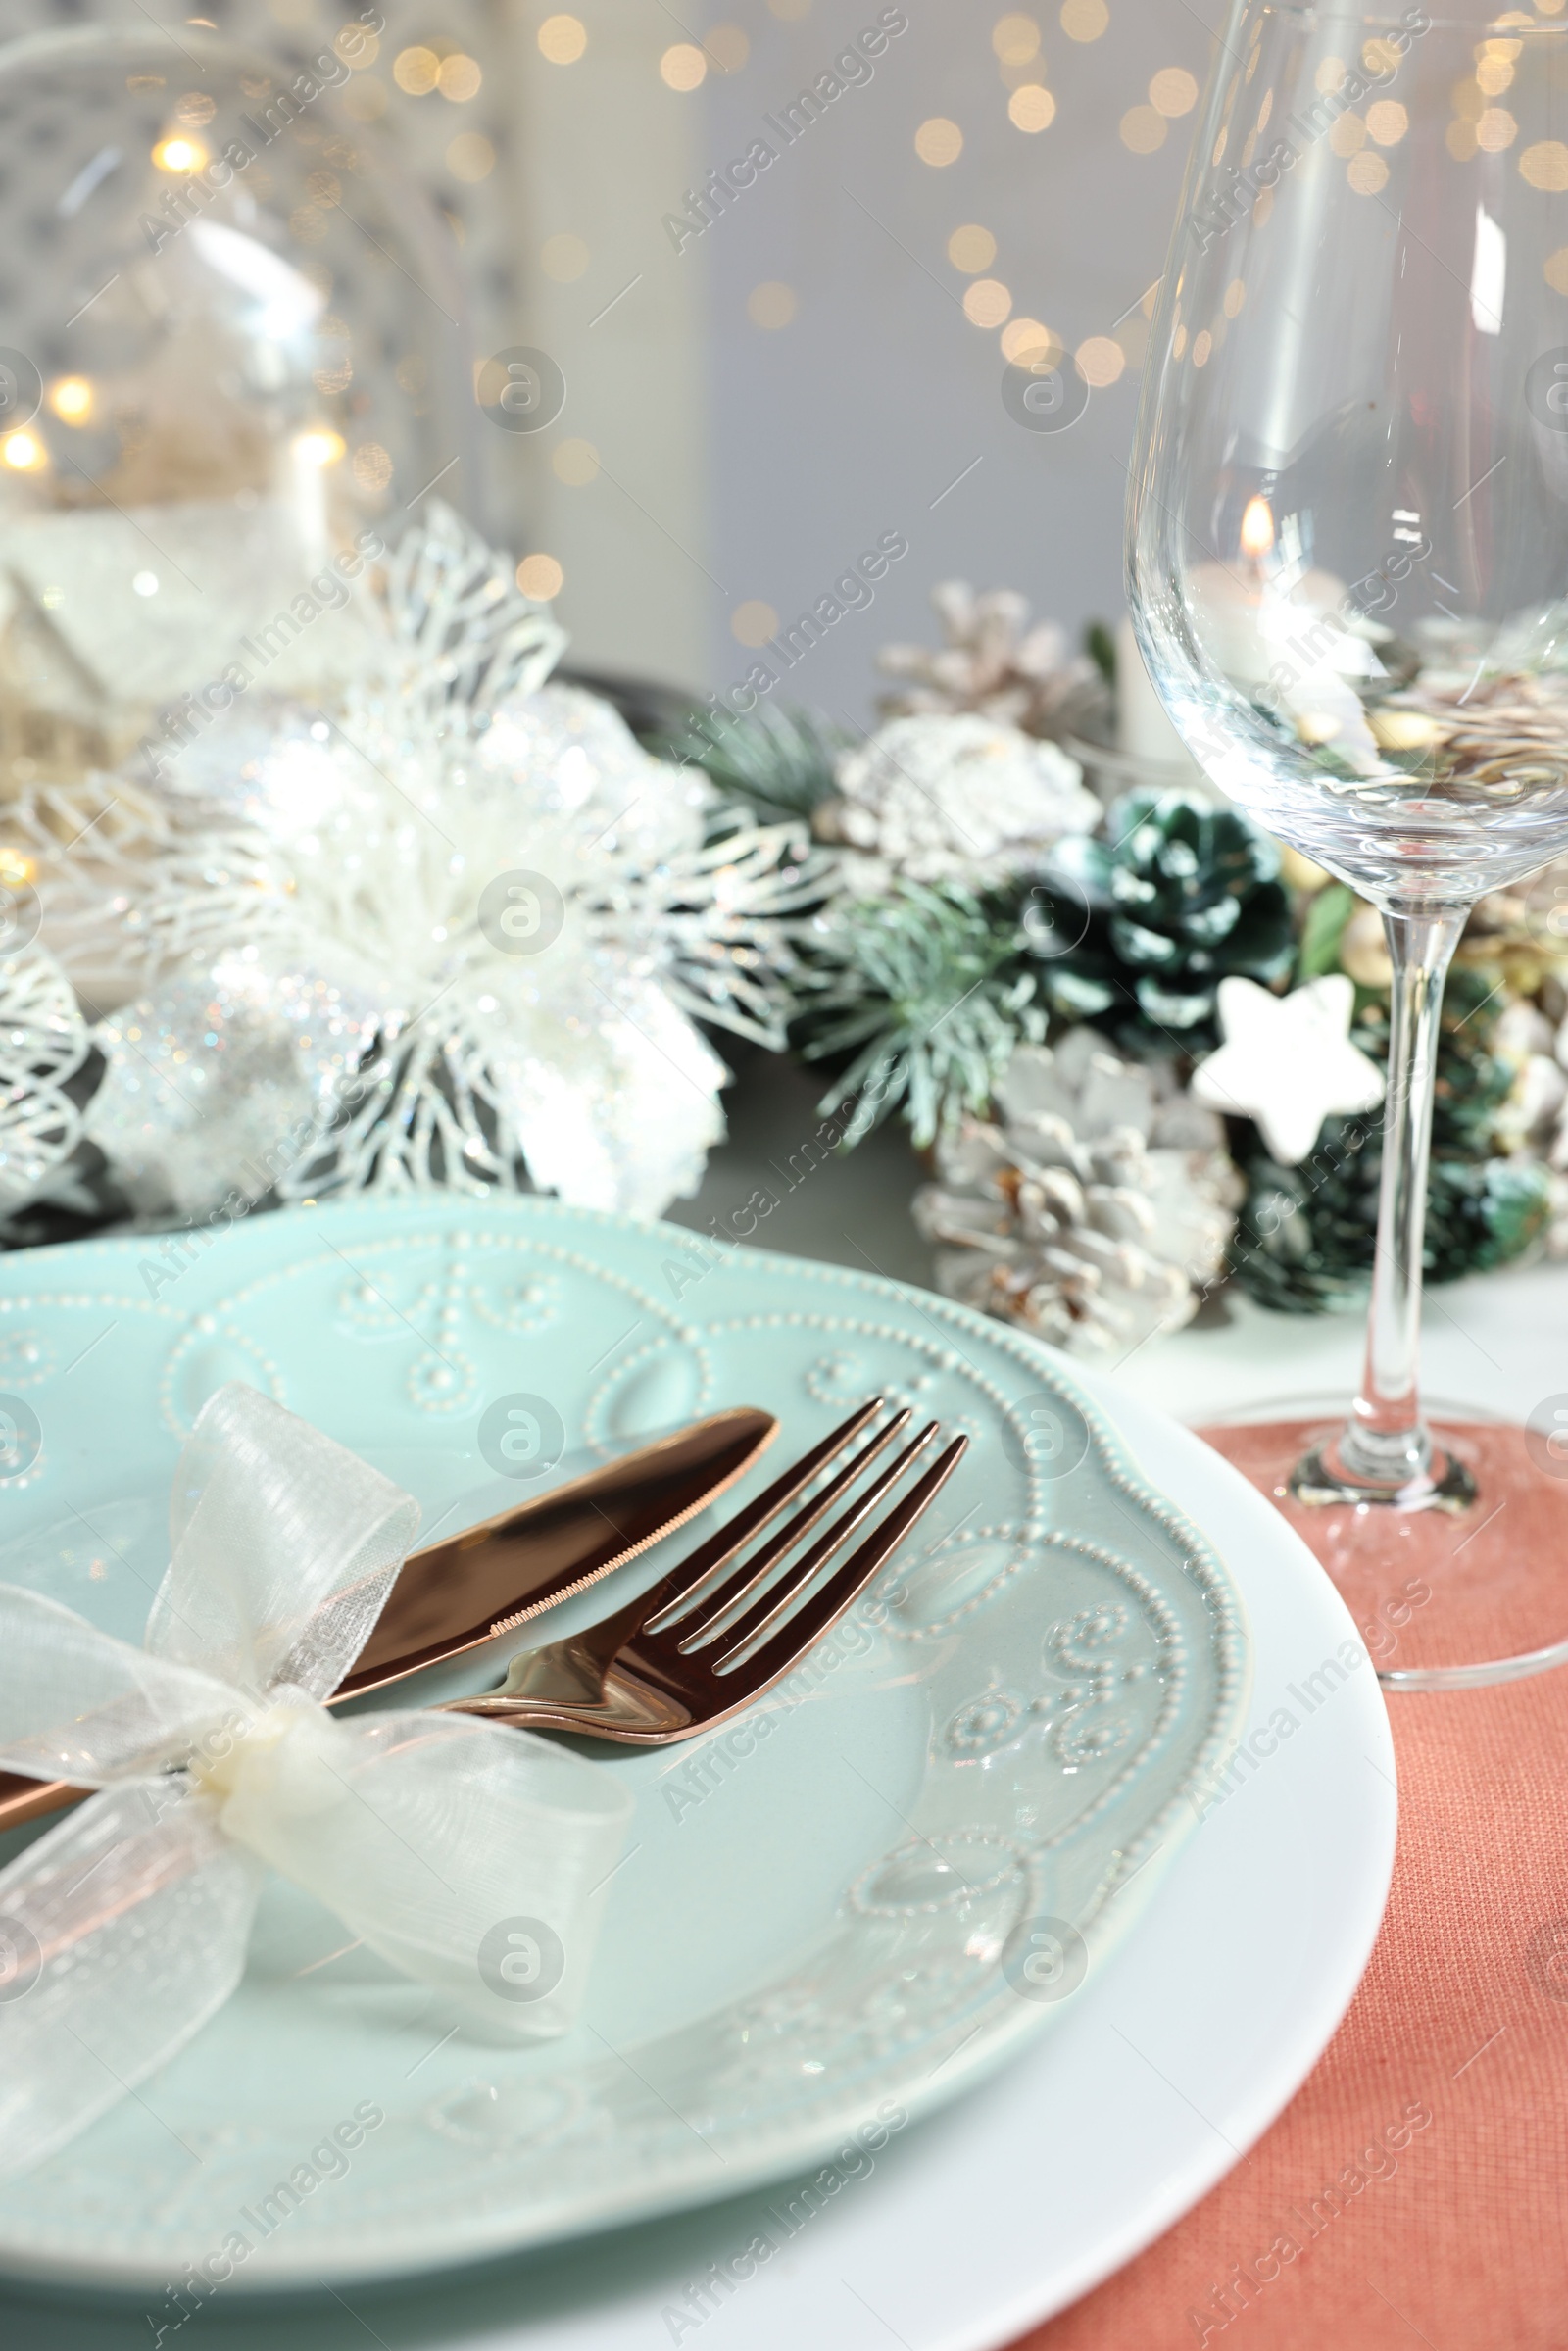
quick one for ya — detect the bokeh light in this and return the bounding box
[1523,139,1568,189]
[393,46,439,95]
[993,14,1041,64]
[661,45,708,90]
[448,132,496,181]
[962,278,1012,327]
[1120,105,1166,153]
[553,440,600,486]
[948,223,998,272]
[517,555,564,601]
[1002,317,1059,364]
[731,601,779,646]
[1008,85,1056,131]
[1150,68,1198,117]
[706,25,751,72]
[437,54,482,101]
[1060,0,1108,40]
[152,134,206,171]
[353,443,393,491]
[47,378,92,423]
[1075,336,1124,386]
[915,118,964,166]
[538,16,587,64]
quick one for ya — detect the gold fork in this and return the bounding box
[445,1398,966,1744]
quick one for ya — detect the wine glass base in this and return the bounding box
[1196,1400,1568,1691]
[1288,1441,1478,1516]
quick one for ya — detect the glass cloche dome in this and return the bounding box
[0,23,477,796]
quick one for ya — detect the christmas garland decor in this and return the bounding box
[2,553,1563,1362]
[663,581,1565,1352]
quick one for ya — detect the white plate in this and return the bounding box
[0,1361,1394,2348]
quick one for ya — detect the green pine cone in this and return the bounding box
[1231,1126,1551,1314]
[1229,1131,1379,1315]
[1027,789,1295,1052]
[1348,964,1517,1160]
[1425,1160,1554,1283]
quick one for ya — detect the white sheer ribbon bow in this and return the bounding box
[0,1382,633,2180]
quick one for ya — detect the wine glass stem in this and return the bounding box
[1337,906,1465,1492]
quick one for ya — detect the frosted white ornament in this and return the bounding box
[1192,973,1386,1165]
[817,713,1099,896]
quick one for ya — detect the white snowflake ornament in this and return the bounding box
[41,506,817,1222]
[1192,973,1386,1165]
[0,941,89,1211]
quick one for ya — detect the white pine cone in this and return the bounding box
[876,581,1107,741]
[814,714,1099,897]
[912,1031,1241,1358]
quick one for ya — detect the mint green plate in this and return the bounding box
[0,1196,1247,2291]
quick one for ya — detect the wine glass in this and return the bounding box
[1128,1,1568,1688]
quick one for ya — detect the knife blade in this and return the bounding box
[0,1404,777,1834]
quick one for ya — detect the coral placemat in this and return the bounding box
[1014,1666,1568,2348]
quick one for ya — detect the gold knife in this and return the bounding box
[0,1405,777,1834]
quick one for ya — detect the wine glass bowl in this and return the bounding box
[1130,5,1568,910]
[1129,3,1568,1686]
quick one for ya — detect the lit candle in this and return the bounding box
[1186,496,1382,771]
[287,427,344,565]
[1188,497,1293,686]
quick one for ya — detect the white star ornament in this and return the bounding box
[1191,973,1386,1165]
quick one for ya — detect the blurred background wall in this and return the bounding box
[5,0,1216,715]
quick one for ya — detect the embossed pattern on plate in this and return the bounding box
[0,1197,1249,2290]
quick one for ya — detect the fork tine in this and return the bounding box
[618,1396,886,1634]
[684,1420,941,1655]
[714,1434,968,1687]
[654,1407,914,1640]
